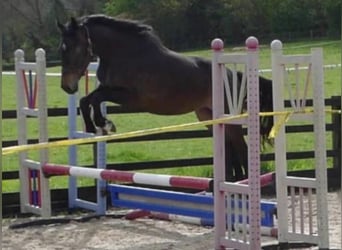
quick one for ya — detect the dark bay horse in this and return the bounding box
[57,14,273,182]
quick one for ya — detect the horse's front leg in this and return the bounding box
[79,94,97,133]
[84,87,118,135]
[91,99,116,135]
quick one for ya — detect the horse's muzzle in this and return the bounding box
[61,73,79,94]
[61,83,78,94]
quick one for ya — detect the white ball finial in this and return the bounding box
[15,49,25,59]
[211,38,224,51]
[35,48,46,60]
[271,39,283,50]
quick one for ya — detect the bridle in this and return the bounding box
[82,24,94,57]
[62,24,95,77]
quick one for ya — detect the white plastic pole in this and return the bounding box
[340,8,342,248]
[15,49,30,213]
[211,38,226,250]
[35,48,51,217]
[270,40,289,243]
[246,36,261,249]
[312,48,329,248]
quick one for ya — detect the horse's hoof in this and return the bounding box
[95,128,105,135]
[104,120,116,133]
[97,120,116,135]
[94,120,116,135]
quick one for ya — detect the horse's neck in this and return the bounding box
[88,27,114,59]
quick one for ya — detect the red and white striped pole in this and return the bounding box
[43,163,212,190]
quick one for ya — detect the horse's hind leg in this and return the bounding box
[195,107,248,181]
[225,125,248,181]
[225,140,237,181]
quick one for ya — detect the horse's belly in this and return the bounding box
[142,94,211,115]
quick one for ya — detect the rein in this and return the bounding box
[83,25,94,57]
[71,24,94,77]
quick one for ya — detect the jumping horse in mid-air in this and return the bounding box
[57,14,273,182]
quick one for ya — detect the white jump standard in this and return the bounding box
[271,39,329,249]
[15,48,51,217]
[212,36,262,250]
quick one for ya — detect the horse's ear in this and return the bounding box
[70,17,79,29]
[56,19,66,33]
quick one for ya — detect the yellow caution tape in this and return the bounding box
[266,108,341,139]
[3,114,248,156]
[268,112,292,139]
[2,109,340,156]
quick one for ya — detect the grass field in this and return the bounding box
[2,39,341,192]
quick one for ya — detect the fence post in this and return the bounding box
[331,96,341,174]
[36,48,51,217]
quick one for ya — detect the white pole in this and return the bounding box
[35,48,51,217]
[311,47,329,248]
[211,38,226,250]
[340,5,342,248]
[271,40,289,243]
[246,36,261,249]
[15,49,30,213]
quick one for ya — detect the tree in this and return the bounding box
[104,0,190,49]
[1,0,106,63]
[1,0,64,61]
[323,0,341,36]
[104,0,235,49]
[1,0,339,62]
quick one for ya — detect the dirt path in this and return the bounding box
[2,192,341,250]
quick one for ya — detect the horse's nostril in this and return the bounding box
[61,84,76,94]
[61,73,79,94]
[61,84,70,92]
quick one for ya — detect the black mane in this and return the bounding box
[77,14,165,50]
[80,15,153,36]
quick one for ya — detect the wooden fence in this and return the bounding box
[2,96,341,216]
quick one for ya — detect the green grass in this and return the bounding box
[2,39,341,193]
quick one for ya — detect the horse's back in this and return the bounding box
[137,50,213,114]
[100,49,213,115]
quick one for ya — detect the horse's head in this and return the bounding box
[57,17,93,94]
